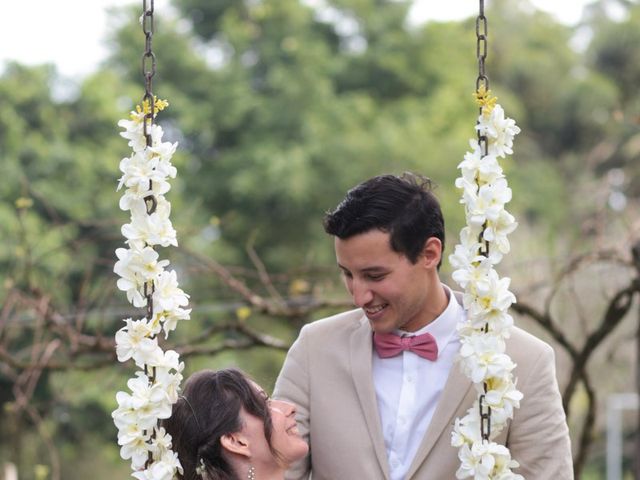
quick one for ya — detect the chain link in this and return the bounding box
[479,392,492,442]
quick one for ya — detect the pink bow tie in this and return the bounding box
[373,332,438,360]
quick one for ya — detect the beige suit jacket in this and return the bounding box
[274,306,573,479]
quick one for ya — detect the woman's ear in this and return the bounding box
[220,432,251,458]
[421,237,442,269]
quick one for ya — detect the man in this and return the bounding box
[274,173,573,479]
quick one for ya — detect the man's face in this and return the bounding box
[334,229,442,333]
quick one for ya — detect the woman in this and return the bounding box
[163,368,308,480]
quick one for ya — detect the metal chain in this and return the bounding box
[476,0,492,444]
[140,0,157,354]
[142,0,157,217]
[476,0,489,160]
[142,0,156,147]
[140,0,159,469]
[476,0,489,95]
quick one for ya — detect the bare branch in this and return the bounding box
[246,236,287,307]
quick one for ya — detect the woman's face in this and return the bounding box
[240,383,308,468]
[267,398,309,465]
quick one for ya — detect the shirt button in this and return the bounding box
[406,375,413,383]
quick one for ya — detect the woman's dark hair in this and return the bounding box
[163,368,273,480]
[323,172,445,266]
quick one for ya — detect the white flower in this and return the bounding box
[451,256,493,292]
[127,372,173,428]
[156,368,184,404]
[465,179,513,228]
[483,377,524,426]
[476,105,521,158]
[118,180,172,212]
[456,441,522,480]
[114,246,170,307]
[114,100,187,478]
[457,141,504,187]
[153,270,190,312]
[118,424,151,470]
[449,240,484,272]
[149,426,173,457]
[149,140,178,167]
[153,307,191,339]
[483,209,517,260]
[141,349,184,403]
[122,197,178,248]
[114,247,146,308]
[463,269,516,320]
[459,334,515,384]
[112,391,138,429]
[452,101,521,478]
[119,119,164,153]
[451,404,483,447]
[115,318,157,363]
[131,453,181,480]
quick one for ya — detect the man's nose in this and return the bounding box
[351,279,373,307]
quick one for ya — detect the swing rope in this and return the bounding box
[112,1,189,477]
[475,0,492,446]
[449,1,524,478]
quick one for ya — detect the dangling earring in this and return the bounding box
[247,465,256,480]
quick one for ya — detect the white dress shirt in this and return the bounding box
[372,284,463,480]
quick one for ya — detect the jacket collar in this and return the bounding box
[349,314,391,480]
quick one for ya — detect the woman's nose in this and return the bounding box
[273,399,296,416]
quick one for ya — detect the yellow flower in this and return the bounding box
[236,306,252,321]
[15,197,33,209]
[34,464,50,480]
[289,278,310,296]
[130,96,169,120]
[474,85,497,116]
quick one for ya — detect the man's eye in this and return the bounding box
[367,274,386,281]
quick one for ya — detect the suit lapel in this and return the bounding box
[349,315,390,480]
[406,361,474,478]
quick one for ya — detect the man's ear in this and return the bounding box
[421,237,442,269]
[220,432,251,458]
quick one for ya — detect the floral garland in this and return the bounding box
[449,87,524,480]
[112,98,189,480]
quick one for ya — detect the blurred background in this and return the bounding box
[0,0,638,478]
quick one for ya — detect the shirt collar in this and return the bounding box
[395,284,461,350]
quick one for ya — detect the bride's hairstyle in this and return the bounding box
[163,368,274,480]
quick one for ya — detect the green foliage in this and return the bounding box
[2,0,639,478]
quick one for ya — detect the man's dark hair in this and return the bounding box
[323,172,445,265]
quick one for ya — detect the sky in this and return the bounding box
[0,0,599,79]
